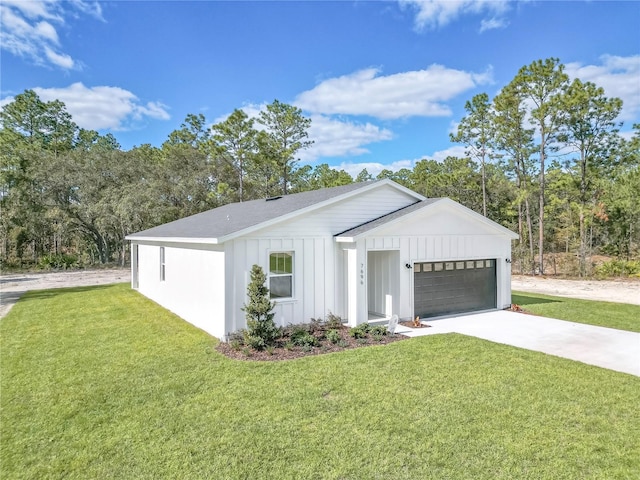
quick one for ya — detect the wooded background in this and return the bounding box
[1,58,638,277]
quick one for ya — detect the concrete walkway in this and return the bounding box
[395,310,640,377]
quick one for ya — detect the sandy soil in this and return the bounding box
[512,275,640,306]
[1,269,638,319]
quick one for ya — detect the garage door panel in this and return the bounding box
[414,259,496,318]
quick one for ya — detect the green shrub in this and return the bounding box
[38,253,81,270]
[369,325,388,336]
[349,324,370,339]
[291,330,318,347]
[325,312,343,329]
[242,265,279,349]
[594,259,640,278]
[244,335,266,350]
[326,329,341,344]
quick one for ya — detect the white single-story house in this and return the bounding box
[126,179,518,340]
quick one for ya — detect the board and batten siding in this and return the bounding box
[136,243,227,339]
[224,236,340,335]
[222,184,418,334]
[259,184,417,237]
[360,203,514,322]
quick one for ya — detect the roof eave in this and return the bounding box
[125,235,221,245]
[220,179,421,242]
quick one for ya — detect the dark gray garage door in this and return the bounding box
[414,259,496,319]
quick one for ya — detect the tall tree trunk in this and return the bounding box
[538,134,546,275]
[578,148,587,277]
[481,154,487,217]
[525,197,535,275]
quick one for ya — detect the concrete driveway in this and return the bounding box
[395,310,640,377]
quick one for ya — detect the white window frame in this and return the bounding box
[160,246,166,282]
[268,251,294,300]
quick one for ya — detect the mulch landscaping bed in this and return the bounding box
[399,320,432,328]
[216,325,408,361]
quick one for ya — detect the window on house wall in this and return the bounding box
[160,246,166,281]
[269,252,293,299]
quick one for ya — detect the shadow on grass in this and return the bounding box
[512,293,561,306]
[19,284,126,301]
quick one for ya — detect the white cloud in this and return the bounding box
[0,0,103,70]
[7,83,171,130]
[300,115,393,162]
[295,65,493,119]
[423,145,468,162]
[565,55,640,122]
[399,0,510,31]
[479,16,508,32]
[44,46,74,69]
[215,106,393,162]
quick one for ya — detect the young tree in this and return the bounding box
[211,109,258,202]
[492,82,537,273]
[512,58,568,274]
[257,100,313,195]
[242,264,279,349]
[450,93,494,216]
[558,79,623,276]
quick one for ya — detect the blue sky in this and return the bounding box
[2,0,639,177]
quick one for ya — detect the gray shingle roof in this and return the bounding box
[335,198,442,238]
[128,181,378,241]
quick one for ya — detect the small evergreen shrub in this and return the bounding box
[349,324,370,339]
[291,329,318,347]
[369,325,388,336]
[326,329,341,344]
[242,265,279,350]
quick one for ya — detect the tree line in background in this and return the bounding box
[1,58,638,276]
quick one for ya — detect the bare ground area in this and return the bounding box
[1,269,638,319]
[512,275,640,306]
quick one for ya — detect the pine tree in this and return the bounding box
[242,264,279,349]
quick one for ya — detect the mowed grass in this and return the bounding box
[513,291,640,332]
[1,284,639,479]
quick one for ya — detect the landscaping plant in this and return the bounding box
[241,264,279,349]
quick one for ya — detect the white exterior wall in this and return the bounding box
[131,188,515,338]
[264,184,417,237]
[223,236,338,335]
[354,202,514,323]
[136,242,227,339]
[222,184,419,334]
[367,250,400,317]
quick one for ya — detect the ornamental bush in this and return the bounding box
[242,265,279,349]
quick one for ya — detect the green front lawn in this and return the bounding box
[2,284,639,479]
[512,291,640,332]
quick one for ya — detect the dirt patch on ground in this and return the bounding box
[0,268,129,318]
[512,275,640,306]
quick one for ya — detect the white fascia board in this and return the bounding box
[219,179,422,243]
[335,198,519,241]
[125,235,220,245]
